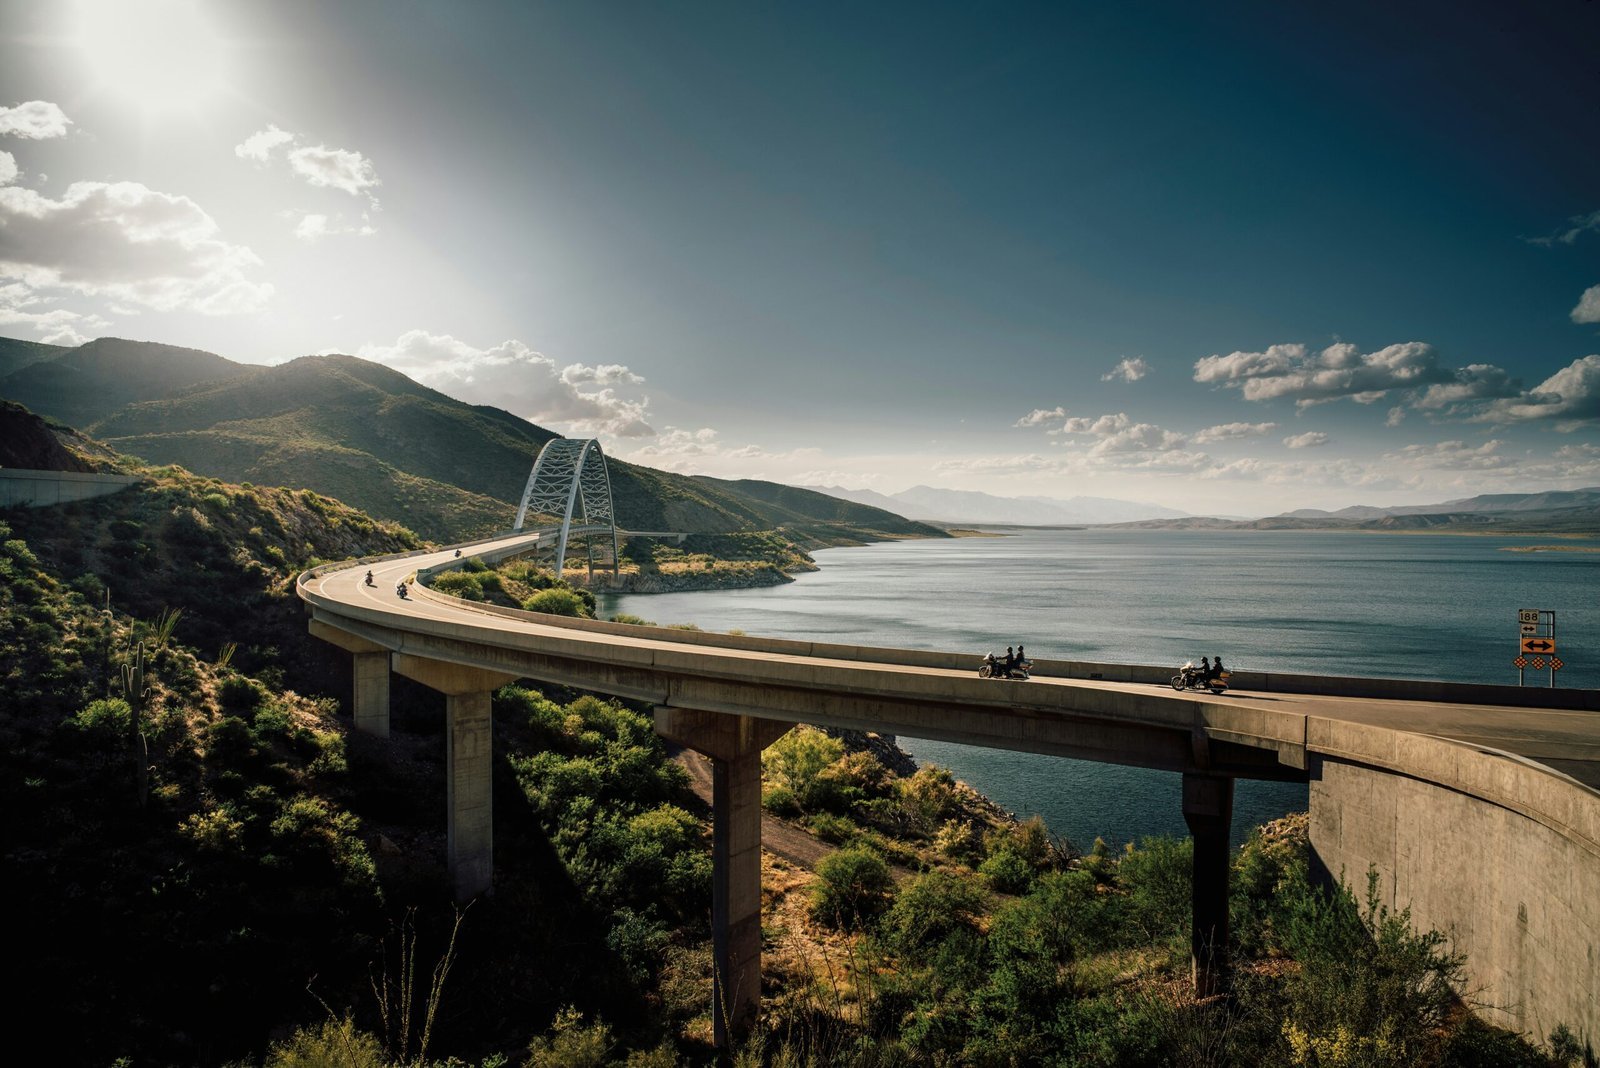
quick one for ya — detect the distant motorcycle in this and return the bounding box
[395,582,409,599]
[979,654,1032,680]
[364,571,376,587]
[1172,662,1228,694]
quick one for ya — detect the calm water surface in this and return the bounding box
[601,530,1599,847]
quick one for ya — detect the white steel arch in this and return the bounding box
[513,438,620,577]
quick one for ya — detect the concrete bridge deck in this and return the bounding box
[301,533,1600,1048]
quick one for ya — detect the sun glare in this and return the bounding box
[75,0,230,114]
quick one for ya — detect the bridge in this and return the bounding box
[300,443,1599,1049]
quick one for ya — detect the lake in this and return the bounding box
[600,529,1599,848]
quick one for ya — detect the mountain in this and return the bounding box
[0,336,252,428]
[1109,505,1600,534]
[0,400,94,472]
[1279,488,1600,521]
[804,484,1188,525]
[0,335,69,378]
[0,336,942,543]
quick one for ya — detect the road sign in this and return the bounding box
[1531,657,1546,669]
[1518,608,1540,624]
[1514,656,1528,668]
[1551,657,1564,671]
[1521,623,1538,635]
[1521,637,1557,654]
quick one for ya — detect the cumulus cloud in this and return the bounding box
[0,180,272,315]
[0,282,108,345]
[235,124,294,162]
[620,427,823,477]
[1194,341,1450,408]
[1414,364,1521,412]
[1192,421,1277,444]
[1282,431,1329,449]
[236,125,383,227]
[933,454,1064,476]
[1100,356,1150,383]
[1014,406,1067,429]
[358,330,655,437]
[1475,355,1600,429]
[1572,284,1600,325]
[0,150,15,186]
[289,144,381,201]
[1386,406,1406,427]
[0,100,71,139]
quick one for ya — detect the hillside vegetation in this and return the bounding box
[0,336,251,428]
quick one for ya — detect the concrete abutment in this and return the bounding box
[1182,772,1235,999]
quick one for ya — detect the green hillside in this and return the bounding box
[0,334,69,378]
[0,336,251,428]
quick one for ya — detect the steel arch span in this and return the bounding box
[513,438,619,576]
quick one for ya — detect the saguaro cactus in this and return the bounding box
[120,640,152,809]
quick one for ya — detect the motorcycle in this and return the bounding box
[395,582,409,599]
[1171,662,1229,694]
[979,653,1032,680]
[364,572,375,587]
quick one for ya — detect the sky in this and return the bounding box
[1,0,1598,514]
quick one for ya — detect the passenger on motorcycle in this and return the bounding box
[1211,656,1225,680]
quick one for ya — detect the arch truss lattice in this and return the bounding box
[513,438,620,577]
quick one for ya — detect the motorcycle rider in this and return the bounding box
[1211,655,1225,681]
[1197,656,1210,685]
[1003,646,1016,677]
[365,570,374,586]
[1016,644,1027,671]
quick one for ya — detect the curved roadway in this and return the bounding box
[301,534,1600,793]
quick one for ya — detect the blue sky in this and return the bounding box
[1,0,1597,512]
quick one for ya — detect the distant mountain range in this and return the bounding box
[802,484,1189,525]
[0,334,943,543]
[1103,488,1600,534]
[1278,488,1600,519]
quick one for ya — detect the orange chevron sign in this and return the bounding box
[1521,637,1557,654]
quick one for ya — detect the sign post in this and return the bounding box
[1515,609,1558,688]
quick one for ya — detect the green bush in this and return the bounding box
[608,613,654,626]
[978,849,1036,895]
[1119,835,1192,942]
[218,675,266,715]
[265,1016,386,1068]
[461,554,490,573]
[526,1006,612,1068]
[432,570,487,601]
[882,871,989,956]
[806,811,859,844]
[810,846,893,929]
[524,588,593,617]
[69,696,132,735]
[761,784,801,817]
[761,727,844,811]
[898,765,960,829]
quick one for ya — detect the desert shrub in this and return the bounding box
[69,696,132,736]
[432,570,487,600]
[1232,818,1307,956]
[805,811,858,844]
[608,613,653,626]
[811,846,894,929]
[761,784,801,817]
[265,1016,386,1068]
[524,588,593,618]
[933,818,982,861]
[898,764,960,829]
[978,849,1036,895]
[761,727,844,811]
[526,1006,612,1068]
[206,715,255,765]
[882,871,989,957]
[461,555,490,573]
[218,674,266,715]
[1119,835,1193,943]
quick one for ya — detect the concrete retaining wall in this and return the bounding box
[0,468,141,508]
[1311,741,1599,1045]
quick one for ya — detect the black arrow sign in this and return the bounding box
[1524,639,1554,653]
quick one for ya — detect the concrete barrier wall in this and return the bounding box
[1309,733,1599,1045]
[0,469,141,508]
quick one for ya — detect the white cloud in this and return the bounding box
[358,330,655,437]
[1528,209,1600,247]
[0,100,71,140]
[288,144,381,202]
[0,180,272,315]
[932,454,1066,476]
[1386,406,1406,427]
[620,426,823,477]
[1192,421,1277,444]
[292,211,377,241]
[1572,284,1600,325]
[235,124,294,162]
[0,282,108,345]
[1384,439,1507,471]
[0,150,15,185]
[560,364,644,386]
[1414,364,1521,412]
[1100,356,1150,383]
[1193,340,1450,408]
[1283,431,1329,449]
[237,125,383,229]
[1476,355,1600,429]
[1014,406,1067,428]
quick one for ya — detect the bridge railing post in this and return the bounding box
[1182,772,1235,999]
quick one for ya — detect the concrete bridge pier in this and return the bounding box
[308,620,392,737]
[1182,772,1235,999]
[656,707,795,1048]
[393,654,519,901]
